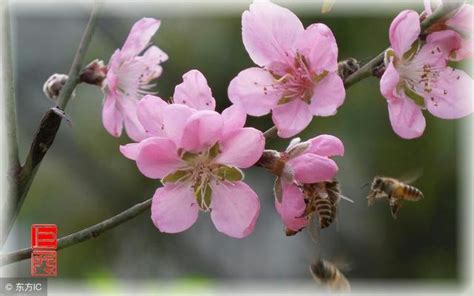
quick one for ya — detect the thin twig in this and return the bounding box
[1,4,99,245]
[1,5,21,244]
[0,198,152,266]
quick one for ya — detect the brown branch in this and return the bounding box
[1,198,152,266]
[1,4,99,244]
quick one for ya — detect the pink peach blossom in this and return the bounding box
[228,1,345,138]
[380,10,473,139]
[274,135,344,232]
[103,18,168,141]
[424,1,473,60]
[120,70,264,238]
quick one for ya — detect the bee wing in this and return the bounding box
[307,216,321,244]
[273,177,283,203]
[399,168,424,185]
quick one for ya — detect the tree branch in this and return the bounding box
[1,1,464,264]
[0,198,151,266]
[1,4,99,245]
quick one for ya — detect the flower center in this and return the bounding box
[116,58,156,100]
[161,144,244,211]
[268,53,327,105]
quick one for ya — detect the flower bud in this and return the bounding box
[43,73,68,102]
[79,59,107,87]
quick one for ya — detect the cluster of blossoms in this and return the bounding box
[380,3,473,139]
[63,0,471,238]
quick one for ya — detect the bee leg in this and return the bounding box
[389,198,402,219]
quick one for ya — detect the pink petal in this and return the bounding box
[387,97,426,139]
[221,105,247,137]
[180,110,223,152]
[138,46,168,81]
[102,92,123,138]
[446,4,474,34]
[136,137,184,179]
[425,68,474,119]
[151,184,199,234]
[121,98,147,141]
[137,95,168,137]
[216,127,265,169]
[173,70,216,111]
[228,67,282,116]
[272,99,313,138]
[242,1,304,66]
[106,49,121,92]
[389,10,421,56]
[294,23,338,73]
[274,183,308,231]
[380,60,400,101]
[161,104,196,146]
[121,18,161,60]
[417,30,461,65]
[210,181,260,238]
[306,134,344,157]
[120,142,141,160]
[309,72,345,116]
[288,153,338,184]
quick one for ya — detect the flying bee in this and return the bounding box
[310,259,351,292]
[367,176,423,218]
[337,57,360,80]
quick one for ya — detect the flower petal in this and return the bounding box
[138,45,168,80]
[387,97,426,139]
[137,95,168,137]
[221,105,247,137]
[294,23,338,73]
[151,184,199,234]
[173,70,216,111]
[180,110,223,152]
[425,68,474,119]
[121,98,147,141]
[121,18,161,60]
[272,99,313,138]
[120,142,141,160]
[228,67,282,116]
[288,153,338,184]
[242,1,304,66]
[309,72,345,116]
[136,137,184,179]
[216,127,265,169]
[446,4,474,34]
[380,60,400,100]
[389,10,421,56]
[274,183,308,232]
[305,134,345,157]
[162,104,196,146]
[210,181,260,238]
[102,92,123,138]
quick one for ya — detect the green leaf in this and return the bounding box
[384,49,397,65]
[215,166,244,181]
[161,170,190,184]
[404,86,425,107]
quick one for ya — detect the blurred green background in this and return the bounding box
[3,0,471,289]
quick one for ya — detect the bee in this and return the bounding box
[337,57,360,80]
[283,181,342,236]
[310,259,351,292]
[367,176,423,218]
